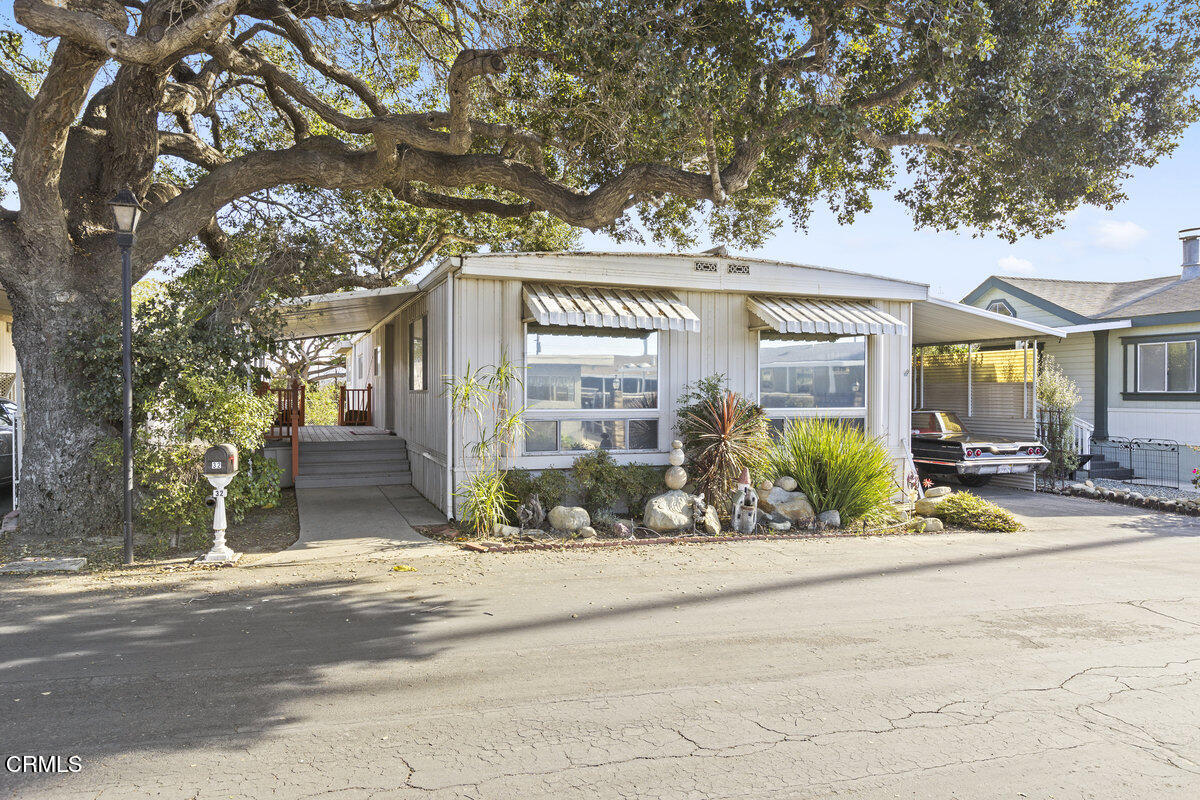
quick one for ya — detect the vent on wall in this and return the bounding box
[727,263,751,275]
[694,260,719,273]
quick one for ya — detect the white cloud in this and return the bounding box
[997,255,1035,274]
[1091,220,1148,250]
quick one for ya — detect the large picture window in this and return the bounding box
[524,328,659,453]
[759,335,866,413]
[408,316,427,391]
[1128,339,1197,394]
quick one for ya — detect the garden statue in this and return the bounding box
[691,493,707,534]
[730,468,759,534]
[515,493,545,530]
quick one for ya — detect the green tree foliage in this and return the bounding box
[75,246,287,542]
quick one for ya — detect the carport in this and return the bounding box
[912,298,1064,489]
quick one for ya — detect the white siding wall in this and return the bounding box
[448,276,914,515]
[393,282,451,510]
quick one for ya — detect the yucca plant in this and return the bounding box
[681,389,769,510]
[763,418,895,522]
[458,470,514,538]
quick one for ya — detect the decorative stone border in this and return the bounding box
[1064,482,1200,516]
[454,518,944,553]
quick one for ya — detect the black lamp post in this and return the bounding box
[108,188,144,566]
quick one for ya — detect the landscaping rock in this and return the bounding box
[1069,483,1088,494]
[643,490,694,533]
[764,512,792,532]
[664,465,687,490]
[817,509,841,529]
[914,495,948,516]
[924,485,952,499]
[1085,480,1095,488]
[756,480,774,493]
[576,526,597,540]
[919,517,945,532]
[762,487,815,524]
[495,524,522,538]
[548,505,590,533]
[700,506,721,536]
[775,475,798,492]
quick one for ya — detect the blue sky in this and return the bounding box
[581,126,1200,303]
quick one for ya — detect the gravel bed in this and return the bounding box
[1091,478,1200,501]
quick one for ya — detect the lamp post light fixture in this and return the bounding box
[108,187,144,566]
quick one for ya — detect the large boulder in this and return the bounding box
[548,505,590,532]
[643,490,694,533]
[914,495,949,517]
[760,486,815,524]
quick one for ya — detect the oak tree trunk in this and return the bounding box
[5,254,121,539]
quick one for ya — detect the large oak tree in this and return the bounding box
[2,0,1197,537]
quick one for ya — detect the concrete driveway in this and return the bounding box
[2,490,1199,799]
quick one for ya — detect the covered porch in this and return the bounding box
[264,285,418,489]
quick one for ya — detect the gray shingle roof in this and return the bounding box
[996,275,1183,319]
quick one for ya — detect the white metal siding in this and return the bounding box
[449,276,914,513]
[394,283,451,510]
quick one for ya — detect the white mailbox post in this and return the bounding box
[197,444,241,565]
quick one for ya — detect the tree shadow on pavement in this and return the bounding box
[0,574,468,791]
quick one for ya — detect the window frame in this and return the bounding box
[756,331,869,424]
[521,323,663,455]
[1122,333,1200,400]
[985,298,1017,317]
[408,315,428,392]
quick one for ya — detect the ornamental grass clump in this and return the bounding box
[763,418,895,523]
[930,492,1023,532]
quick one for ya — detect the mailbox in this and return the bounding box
[203,444,238,476]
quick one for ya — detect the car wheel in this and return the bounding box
[958,474,991,488]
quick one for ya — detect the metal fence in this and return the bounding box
[1089,437,1181,488]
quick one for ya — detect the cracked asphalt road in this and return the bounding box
[2,488,1199,799]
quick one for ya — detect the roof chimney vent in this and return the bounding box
[1182,227,1200,280]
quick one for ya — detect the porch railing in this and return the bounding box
[338,383,373,427]
[261,381,304,479]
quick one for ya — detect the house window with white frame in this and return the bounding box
[524,327,659,453]
[759,335,867,431]
[409,316,427,391]
[1127,339,1197,394]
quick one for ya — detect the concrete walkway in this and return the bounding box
[262,484,452,564]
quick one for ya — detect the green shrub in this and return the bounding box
[762,418,895,522]
[931,492,1022,532]
[571,449,623,515]
[614,462,665,514]
[504,467,572,520]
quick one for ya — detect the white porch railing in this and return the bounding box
[1037,415,1093,456]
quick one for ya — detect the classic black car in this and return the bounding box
[911,410,1050,487]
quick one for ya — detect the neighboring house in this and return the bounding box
[963,227,1200,486]
[278,252,1058,516]
[0,290,17,398]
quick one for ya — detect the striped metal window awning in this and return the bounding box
[747,295,906,335]
[523,283,701,332]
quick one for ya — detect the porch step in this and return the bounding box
[1085,453,1135,481]
[293,435,412,488]
[294,472,413,489]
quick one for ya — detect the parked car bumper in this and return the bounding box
[958,457,1051,476]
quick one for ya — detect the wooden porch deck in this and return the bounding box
[298,425,393,443]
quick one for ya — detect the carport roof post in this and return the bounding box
[913,296,1064,346]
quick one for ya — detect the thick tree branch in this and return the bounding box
[14,0,237,65]
[854,130,968,152]
[0,66,34,144]
[159,130,229,168]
